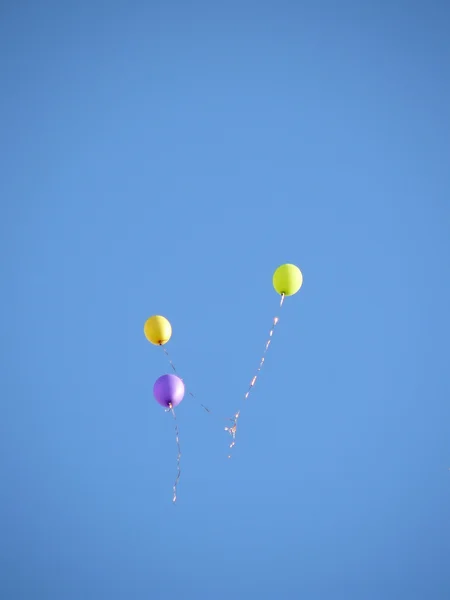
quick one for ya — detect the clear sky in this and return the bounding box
[1,1,450,599]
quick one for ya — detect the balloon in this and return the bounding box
[272,263,303,296]
[153,374,185,408]
[144,315,172,345]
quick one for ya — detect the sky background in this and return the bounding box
[1,1,450,599]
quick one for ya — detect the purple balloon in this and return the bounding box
[153,374,185,408]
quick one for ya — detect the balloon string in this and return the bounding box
[167,403,181,503]
[159,345,205,409]
[159,345,229,421]
[225,293,285,458]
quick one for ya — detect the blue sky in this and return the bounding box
[1,1,450,598]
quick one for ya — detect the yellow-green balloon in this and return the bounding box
[144,315,172,345]
[273,264,303,296]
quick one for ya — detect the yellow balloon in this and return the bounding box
[143,315,172,345]
[273,263,303,296]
